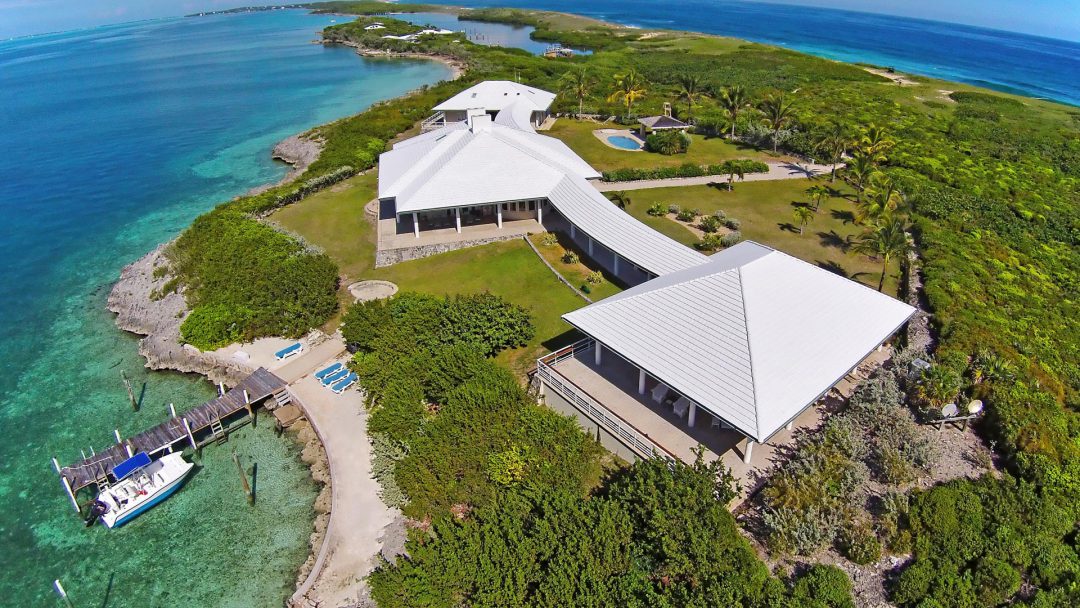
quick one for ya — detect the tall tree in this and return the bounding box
[675,74,708,123]
[759,91,796,152]
[805,184,830,211]
[857,174,905,225]
[792,205,815,235]
[860,123,894,161]
[844,151,878,204]
[815,124,851,182]
[718,85,750,139]
[724,161,745,191]
[607,69,647,119]
[560,67,596,116]
[852,218,910,291]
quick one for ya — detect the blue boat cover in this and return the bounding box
[112,451,152,481]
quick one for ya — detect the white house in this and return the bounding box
[430,80,556,128]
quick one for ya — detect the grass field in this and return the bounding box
[270,175,588,374]
[528,232,623,301]
[545,118,778,172]
[621,178,902,295]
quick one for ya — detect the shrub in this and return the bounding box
[539,232,558,246]
[838,523,882,565]
[561,249,580,264]
[700,215,721,233]
[762,504,843,555]
[667,203,681,214]
[341,298,391,352]
[586,271,603,285]
[724,217,742,230]
[644,129,691,154]
[370,432,409,509]
[646,202,666,216]
[486,445,528,486]
[179,303,252,350]
[792,565,856,608]
[721,231,743,247]
[601,159,767,182]
[695,234,722,251]
[676,208,698,222]
[714,209,727,219]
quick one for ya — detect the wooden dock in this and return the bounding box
[57,368,289,497]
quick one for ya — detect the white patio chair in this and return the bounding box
[651,384,669,404]
[673,397,690,418]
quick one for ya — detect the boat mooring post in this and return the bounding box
[169,403,177,418]
[120,370,137,411]
[51,457,81,513]
[232,452,254,506]
[113,429,122,445]
[182,418,197,451]
[53,579,76,608]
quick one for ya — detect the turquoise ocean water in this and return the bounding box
[0,10,449,606]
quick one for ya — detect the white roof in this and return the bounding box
[434,80,556,113]
[493,99,537,133]
[379,120,599,214]
[563,242,916,442]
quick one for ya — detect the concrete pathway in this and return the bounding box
[593,160,836,192]
[288,341,398,608]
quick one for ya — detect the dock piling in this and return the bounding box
[113,429,122,444]
[121,370,137,411]
[232,452,254,506]
[53,579,76,608]
[169,403,177,418]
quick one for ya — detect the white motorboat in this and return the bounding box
[85,452,194,529]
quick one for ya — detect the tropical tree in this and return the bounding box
[606,190,631,209]
[723,160,745,191]
[675,74,708,123]
[856,174,906,225]
[718,85,750,139]
[915,365,963,413]
[758,91,796,152]
[844,151,878,204]
[852,218,910,291]
[815,124,851,182]
[860,124,894,161]
[560,67,596,116]
[805,184,830,211]
[608,69,647,119]
[792,205,815,235]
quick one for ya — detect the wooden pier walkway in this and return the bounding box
[58,368,288,494]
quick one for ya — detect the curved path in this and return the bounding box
[592,160,836,192]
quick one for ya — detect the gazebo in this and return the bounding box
[637,104,690,138]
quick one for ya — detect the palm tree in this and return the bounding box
[676,74,708,123]
[852,218,910,291]
[805,184,830,211]
[792,205,815,235]
[857,174,904,224]
[758,91,796,152]
[815,124,851,182]
[718,85,749,139]
[845,151,878,204]
[608,69,647,119]
[560,67,596,116]
[916,365,962,412]
[860,124,894,161]
[606,191,631,209]
[724,160,745,191]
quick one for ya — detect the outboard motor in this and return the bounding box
[84,500,109,528]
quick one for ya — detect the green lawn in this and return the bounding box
[528,233,623,301]
[545,118,777,173]
[623,178,902,295]
[270,175,588,374]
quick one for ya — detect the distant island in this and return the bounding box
[112,3,1079,607]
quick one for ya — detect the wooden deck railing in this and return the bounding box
[537,339,677,463]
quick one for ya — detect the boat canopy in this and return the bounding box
[111,451,151,481]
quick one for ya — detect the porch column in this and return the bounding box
[497,205,503,228]
[688,402,697,427]
[613,254,620,275]
[412,212,419,238]
[594,343,602,366]
[537,202,543,225]
[537,379,545,403]
[743,439,755,464]
[455,207,461,233]
[638,368,646,394]
[786,420,794,431]
[588,236,594,256]
[570,224,576,238]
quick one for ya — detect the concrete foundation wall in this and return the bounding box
[542,386,641,463]
[374,233,525,267]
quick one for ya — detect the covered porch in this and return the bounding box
[536,338,830,488]
[379,198,549,251]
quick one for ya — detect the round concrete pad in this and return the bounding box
[348,280,398,302]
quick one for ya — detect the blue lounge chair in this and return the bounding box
[314,362,343,380]
[331,373,357,394]
[275,342,303,361]
[321,369,349,387]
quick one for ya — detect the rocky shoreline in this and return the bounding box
[323,38,467,80]
[246,133,324,196]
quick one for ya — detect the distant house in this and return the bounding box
[363,23,385,31]
[431,80,556,128]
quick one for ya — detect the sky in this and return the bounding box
[1,1,1079,41]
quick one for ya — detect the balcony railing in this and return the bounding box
[537,339,676,463]
[420,111,446,132]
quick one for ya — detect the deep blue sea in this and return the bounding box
[0,9,449,606]
[440,0,1080,106]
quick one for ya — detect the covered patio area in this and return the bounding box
[377,199,547,251]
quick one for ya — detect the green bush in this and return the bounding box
[644,129,691,154]
[646,202,667,216]
[838,523,882,565]
[179,303,252,350]
[561,249,580,264]
[602,159,768,181]
[792,564,856,608]
[700,214,721,233]
[695,234,722,252]
[724,217,742,230]
[586,270,603,285]
[720,231,743,247]
[676,208,698,222]
[539,231,559,246]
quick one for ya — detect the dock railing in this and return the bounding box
[537,339,677,463]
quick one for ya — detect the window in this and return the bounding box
[501,203,508,211]
[528,201,536,211]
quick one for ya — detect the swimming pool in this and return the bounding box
[607,135,643,150]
